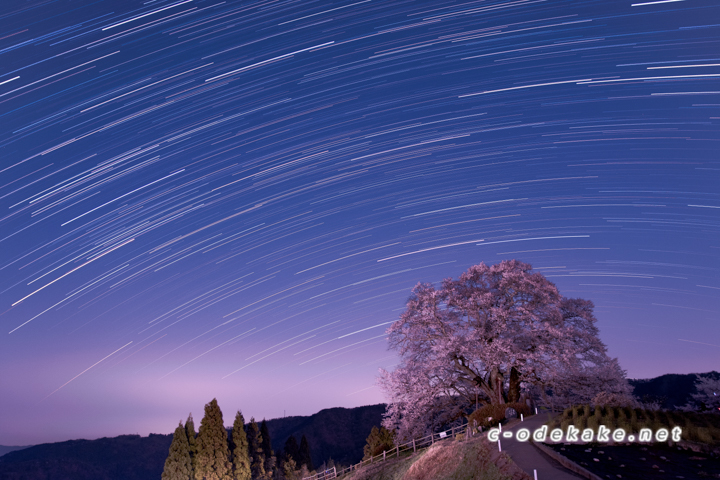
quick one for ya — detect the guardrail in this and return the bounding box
[302,421,479,480]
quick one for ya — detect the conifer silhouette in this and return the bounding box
[162,422,192,480]
[194,398,232,480]
[231,411,251,480]
[298,435,313,472]
[259,420,275,478]
[283,435,299,464]
[247,418,266,480]
[185,413,197,477]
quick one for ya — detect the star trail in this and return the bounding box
[0,0,718,445]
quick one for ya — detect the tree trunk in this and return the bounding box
[508,366,521,403]
[489,366,505,404]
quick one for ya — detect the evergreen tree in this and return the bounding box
[231,411,251,480]
[259,420,276,478]
[282,457,298,480]
[283,435,299,464]
[162,422,193,480]
[297,435,313,472]
[247,418,266,480]
[186,413,198,477]
[362,426,395,460]
[298,465,310,480]
[195,398,232,480]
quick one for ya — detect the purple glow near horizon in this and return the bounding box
[0,0,718,446]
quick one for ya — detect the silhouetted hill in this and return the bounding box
[629,371,720,410]
[264,403,387,467]
[0,447,30,459]
[0,434,172,480]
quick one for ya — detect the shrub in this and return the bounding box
[616,418,631,436]
[363,426,396,460]
[593,405,604,421]
[572,405,583,419]
[649,411,664,431]
[667,411,682,429]
[560,418,572,433]
[467,402,531,429]
[633,408,644,421]
[616,407,627,422]
[600,407,615,430]
[696,428,713,444]
[591,391,638,408]
[545,406,719,446]
[586,414,599,431]
[629,409,639,431]
[572,412,585,431]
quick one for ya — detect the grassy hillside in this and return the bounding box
[339,435,529,480]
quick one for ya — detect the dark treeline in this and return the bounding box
[162,398,315,480]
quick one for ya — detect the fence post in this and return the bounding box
[431,432,434,445]
[383,450,386,461]
[451,425,454,437]
[413,438,416,452]
[396,444,399,457]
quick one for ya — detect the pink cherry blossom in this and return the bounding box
[379,260,632,439]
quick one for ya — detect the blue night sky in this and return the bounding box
[0,0,718,446]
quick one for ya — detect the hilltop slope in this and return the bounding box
[341,435,529,480]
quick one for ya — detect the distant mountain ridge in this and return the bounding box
[628,370,720,410]
[0,434,172,480]
[0,447,29,459]
[1,371,716,480]
[264,403,387,467]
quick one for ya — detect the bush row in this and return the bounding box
[467,402,532,429]
[547,405,720,445]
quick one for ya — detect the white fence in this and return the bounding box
[302,421,477,480]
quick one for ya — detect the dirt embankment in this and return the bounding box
[343,436,530,480]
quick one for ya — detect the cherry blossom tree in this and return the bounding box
[683,375,720,413]
[379,260,631,439]
[548,355,636,409]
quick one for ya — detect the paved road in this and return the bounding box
[492,414,587,480]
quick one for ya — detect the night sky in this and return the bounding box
[1,0,718,446]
